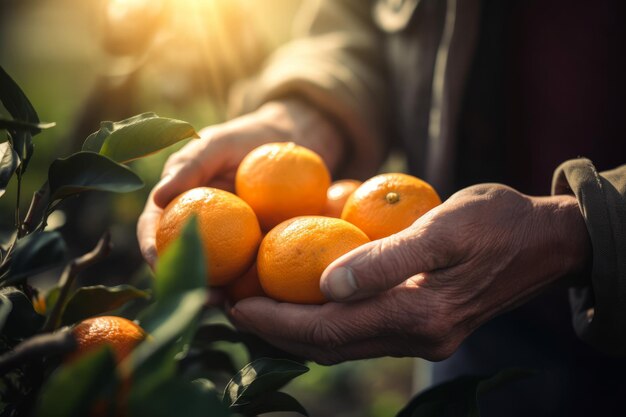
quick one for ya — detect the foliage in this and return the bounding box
[0,65,527,417]
[0,65,308,416]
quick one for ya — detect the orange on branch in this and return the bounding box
[341,173,441,240]
[156,187,262,286]
[69,316,145,364]
[235,142,331,231]
[258,216,369,304]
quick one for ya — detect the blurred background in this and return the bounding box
[0,0,422,415]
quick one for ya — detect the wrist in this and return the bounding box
[256,98,346,172]
[532,194,592,282]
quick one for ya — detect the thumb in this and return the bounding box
[320,226,439,301]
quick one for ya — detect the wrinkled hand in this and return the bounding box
[137,99,345,268]
[230,184,591,364]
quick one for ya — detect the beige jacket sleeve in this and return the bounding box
[228,0,390,179]
[552,159,626,356]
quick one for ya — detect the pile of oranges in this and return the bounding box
[156,142,441,305]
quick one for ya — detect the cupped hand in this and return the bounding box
[137,99,346,268]
[229,184,591,364]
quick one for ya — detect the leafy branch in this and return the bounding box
[43,232,112,332]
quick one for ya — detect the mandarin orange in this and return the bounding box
[341,173,441,240]
[69,316,145,364]
[156,187,262,286]
[322,179,362,218]
[235,142,331,231]
[258,216,369,304]
[225,262,266,303]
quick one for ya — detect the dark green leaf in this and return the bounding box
[129,376,230,417]
[119,220,207,387]
[0,288,44,339]
[6,231,66,284]
[81,121,114,153]
[232,391,308,416]
[239,332,306,363]
[0,117,55,133]
[154,216,206,298]
[120,218,207,390]
[180,348,238,375]
[45,287,60,318]
[82,112,199,163]
[192,378,232,414]
[0,294,11,332]
[395,369,536,417]
[224,358,309,408]
[0,141,19,198]
[11,130,34,166]
[35,346,116,417]
[193,323,242,345]
[61,285,151,326]
[126,290,205,375]
[48,151,144,201]
[0,66,39,129]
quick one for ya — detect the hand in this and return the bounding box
[137,99,345,268]
[230,184,591,364]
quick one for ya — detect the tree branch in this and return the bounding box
[43,232,112,332]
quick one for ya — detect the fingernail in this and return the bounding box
[325,267,358,300]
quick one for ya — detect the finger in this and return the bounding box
[229,294,397,347]
[231,281,460,363]
[137,191,162,270]
[249,333,420,365]
[153,136,228,208]
[320,218,444,301]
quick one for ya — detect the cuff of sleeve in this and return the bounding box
[552,158,626,356]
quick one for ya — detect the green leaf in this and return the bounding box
[129,376,230,417]
[6,231,67,284]
[0,288,44,339]
[233,391,309,416]
[0,294,11,332]
[61,285,151,326]
[0,66,40,130]
[125,290,205,375]
[395,369,536,417]
[35,346,116,417]
[0,141,19,198]
[154,216,206,298]
[45,287,60,318]
[0,118,55,133]
[180,348,238,375]
[192,323,306,363]
[192,323,242,345]
[224,358,309,408]
[122,219,207,379]
[48,151,144,201]
[82,112,199,163]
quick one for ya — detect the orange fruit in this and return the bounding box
[322,179,362,218]
[156,187,262,286]
[32,294,46,315]
[341,173,441,240]
[69,316,145,364]
[225,262,266,303]
[258,216,369,304]
[235,142,331,231]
